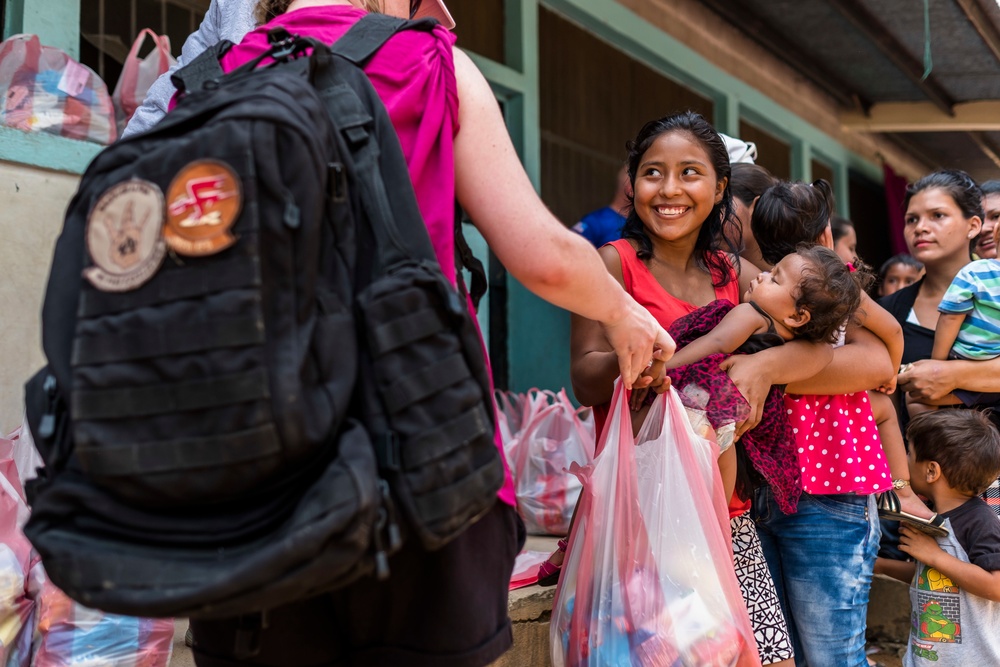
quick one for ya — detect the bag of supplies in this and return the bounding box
[506,389,594,535]
[0,33,116,144]
[551,382,759,667]
[111,29,176,133]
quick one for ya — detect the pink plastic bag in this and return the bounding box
[551,383,759,667]
[0,431,38,667]
[112,29,176,133]
[0,426,174,666]
[506,389,594,535]
[0,34,116,144]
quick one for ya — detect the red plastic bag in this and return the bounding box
[0,34,116,144]
[506,389,595,535]
[112,29,176,133]
[551,383,759,667]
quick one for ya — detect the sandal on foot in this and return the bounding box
[877,490,949,538]
[536,539,569,587]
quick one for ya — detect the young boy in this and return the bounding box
[886,410,1000,665]
[907,257,1000,416]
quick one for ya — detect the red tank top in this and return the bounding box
[596,240,748,517]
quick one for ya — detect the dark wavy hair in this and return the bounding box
[878,253,923,279]
[980,179,1000,197]
[790,245,870,344]
[908,409,1000,496]
[904,170,984,221]
[752,179,835,266]
[621,111,739,287]
[730,163,777,206]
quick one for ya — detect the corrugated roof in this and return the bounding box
[706,0,1000,180]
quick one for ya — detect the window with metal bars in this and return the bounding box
[79,0,208,91]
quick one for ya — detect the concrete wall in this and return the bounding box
[0,161,78,431]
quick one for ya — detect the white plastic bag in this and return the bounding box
[112,29,176,134]
[551,383,759,667]
[504,389,594,535]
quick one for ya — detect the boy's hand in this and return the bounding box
[899,525,944,565]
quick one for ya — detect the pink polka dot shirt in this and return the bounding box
[782,391,892,495]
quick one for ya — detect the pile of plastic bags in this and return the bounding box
[497,389,595,536]
[0,422,175,666]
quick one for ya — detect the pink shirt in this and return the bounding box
[783,391,891,495]
[221,6,516,506]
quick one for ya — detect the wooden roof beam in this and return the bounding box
[841,101,1000,132]
[956,0,1000,66]
[697,0,868,111]
[968,132,1000,171]
[826,0,956,115]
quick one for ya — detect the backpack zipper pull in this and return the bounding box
[372,506,390,580]
[379,479,402,551]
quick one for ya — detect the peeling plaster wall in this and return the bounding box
[0,162,78,431]
[617,0,929,181]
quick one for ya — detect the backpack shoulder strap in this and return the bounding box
[331,13,437,66]
[171,40,234,95]
[454,202,488,310]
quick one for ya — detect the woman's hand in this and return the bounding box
[898,359,958,402]
[601,305,676,390]
[718,354,771,438]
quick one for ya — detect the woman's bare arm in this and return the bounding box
[452,49,673,386]
[785,325,894,395]
[570,247,629,407]
[720,340,833,437]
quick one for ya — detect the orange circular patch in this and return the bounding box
[165,159,242,256]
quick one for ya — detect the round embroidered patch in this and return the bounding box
[84,179,166,292]
[165,159,242,256]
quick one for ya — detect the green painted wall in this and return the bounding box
[4,0,79,58]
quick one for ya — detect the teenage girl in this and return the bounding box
[568,111,836,667]
[749,179,933,667]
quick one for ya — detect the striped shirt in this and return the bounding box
[939,259,1000,360]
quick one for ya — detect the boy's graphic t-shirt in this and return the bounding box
[904,498,1000,665]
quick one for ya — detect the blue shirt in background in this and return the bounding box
[572,207,625,248]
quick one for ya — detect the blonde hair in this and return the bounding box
[253,0,382,26]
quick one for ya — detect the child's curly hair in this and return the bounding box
[792,245,872,344]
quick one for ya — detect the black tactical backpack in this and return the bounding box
[23,15,504,619]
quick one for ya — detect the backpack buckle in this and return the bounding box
[266,27,298,61]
